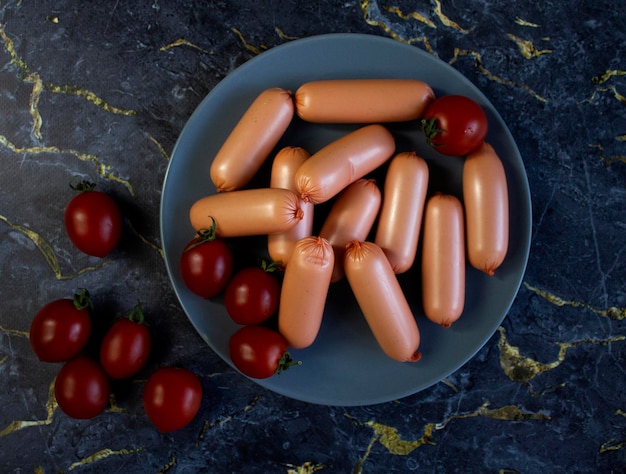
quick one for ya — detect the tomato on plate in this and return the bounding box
[54,356,110,419]
[100,302,151,379]
[224,261,281,325]
[143,367,202,433]
[229,325,300,379]
[180,218,234,298]
[64,180,123,258]
[421,95,488,157]
[29,288,93,362]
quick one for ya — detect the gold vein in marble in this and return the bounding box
[148,134,171,160]
[432,0,472,34]
[160,38,210,54]
[195,395,260,447]
[515,17,541,27]
[498,326,626,385]
[44,83,137,115]
[525,282,625,320]
[382,5,436,29]
[0,355,8,366]
[0,381,57,437]
[29,75,44,140]
[435,401,550,429]
[0,214,112,280]
[285,462,328,474]
[589,85,626,106]
[127,220,164,259]
[599,439,625,453]
[275,27,299,41]
[592,69,626,85]
[157,454,177,473]
[355,400,547,465]
[0,324,29,337]
[589,144,626,167]
[359,0,434,53]
[450,48,547,102]
[67,447,144,471]
[0,134,134,194]
[1,24,136,123]
[231,28,267,55]
[506,34,552,59]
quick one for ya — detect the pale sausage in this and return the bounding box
[319,179,381,282]
[295,124,395,204]
[421,193,465,327]
[344,240,421,362]
[295,79,435,123]
[374,152,429,273]
[268,147,314,267]
[463,142,509,276]
[210,88,294,192]
[189,188,303,237]
[278,236,334,349]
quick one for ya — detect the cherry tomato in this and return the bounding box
[100,303,151,379]
[180,218,234,299]
[54,356,110,419]
[224,261,280,325]
[421,95,488,156]
[29,289,92,362]
[64,180,122,258]
[143,367,202,433]
[229,325,300,379]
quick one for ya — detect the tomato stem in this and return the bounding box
[420,118,446,147]
[185,217,218,252]
[69,178,97,193]
[128,301,145,324]
[260,258,282,273]
[73,288,93,311]
[275,352,301,375]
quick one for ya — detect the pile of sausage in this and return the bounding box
[188,79,509,363]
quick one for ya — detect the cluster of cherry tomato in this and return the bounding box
[180,220,300,379]
[27,181,203,433]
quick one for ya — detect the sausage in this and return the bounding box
[344,241,421,362]
[295,124,395,204]
[189,188,303,237]
[463,142,509,276]
[268,147,315,267]
[374,152,429,274]
[278,236,334,349]
[421,193,465,327]
[319,179,381,282]
[295,79,435,123]
[210,88,294,192]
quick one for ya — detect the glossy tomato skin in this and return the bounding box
[229,325,296,379]
[422,95,488,156]
[30,296,92,362]
[143,367,202,433]
[100,318,151,379]
[224,267,280,325]
[180,236,234,298]
[55,356,110,419]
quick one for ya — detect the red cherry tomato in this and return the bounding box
[229,325,300,379]
[180,218,234,299]
[29,289,92,362]
[100,303,151,379]
[143,367,202,433]
[224,261,281,325]
[64,180,122,258]
[421,95,488,156]
[54,356,110,419]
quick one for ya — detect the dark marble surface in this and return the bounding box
[1,1,625,472]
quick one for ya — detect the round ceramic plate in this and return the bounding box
[160,33,531,406]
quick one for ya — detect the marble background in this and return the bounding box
[1,0,624,472]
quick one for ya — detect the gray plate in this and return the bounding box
[160,33,531,406]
